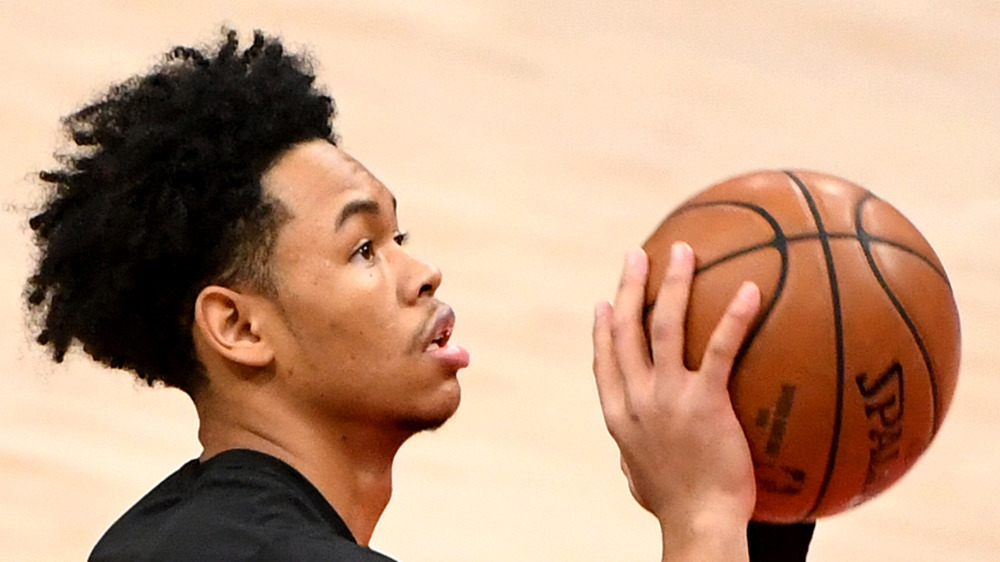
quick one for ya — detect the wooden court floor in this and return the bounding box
[1,1,997,560]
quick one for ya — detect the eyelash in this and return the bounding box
[353,231,409,261]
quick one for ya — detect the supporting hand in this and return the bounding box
[593,243,761,561]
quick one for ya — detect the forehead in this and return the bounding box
[261,139,393,214]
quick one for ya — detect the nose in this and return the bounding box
[399,250,442,304]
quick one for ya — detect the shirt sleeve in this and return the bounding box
[747,521,816,562]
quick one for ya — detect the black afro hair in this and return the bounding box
[26,29,337,393]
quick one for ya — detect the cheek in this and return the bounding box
[297,296,404,362]
[280,262,406,354]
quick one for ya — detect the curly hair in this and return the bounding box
[26,30,337,393]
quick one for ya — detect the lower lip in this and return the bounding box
[428,344,471,370]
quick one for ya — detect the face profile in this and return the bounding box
[242,139,471,435]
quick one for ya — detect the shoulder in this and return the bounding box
[90,450,395,562]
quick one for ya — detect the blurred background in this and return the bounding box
[1,1,997,560]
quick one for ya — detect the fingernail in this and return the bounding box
[737,281,760,303]
[671,241,690,261]
[625,248,643,268]
[594,301,609,319]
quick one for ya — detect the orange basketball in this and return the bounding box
[642,170,961,522]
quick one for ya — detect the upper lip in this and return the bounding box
[424,306,456,350]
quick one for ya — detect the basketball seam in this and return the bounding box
[855,192,942,434]
[784,171,846,521]
[796,233,950,284]
[669,200,789,375]
[864,236,949,284]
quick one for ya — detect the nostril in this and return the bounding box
[419,283,435,297]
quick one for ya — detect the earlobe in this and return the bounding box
[194,286,275,368]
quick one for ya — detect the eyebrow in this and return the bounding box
[334,196,398,230]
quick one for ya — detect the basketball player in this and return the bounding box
[26,30,813,561]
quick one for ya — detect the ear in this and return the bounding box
[193,285,275,368]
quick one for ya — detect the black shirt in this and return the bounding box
[748,520,815,562]
[90,448,812,561]
[89,449,396,561]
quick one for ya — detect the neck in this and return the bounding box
[195,395,412,546]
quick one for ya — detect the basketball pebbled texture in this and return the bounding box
[642,170,961,522]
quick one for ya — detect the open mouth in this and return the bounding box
[426,326,452,351]
[424,307,456,352]
[421,306,470,370]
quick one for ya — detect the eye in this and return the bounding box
[394,230,409,245]
[353,240,374,261]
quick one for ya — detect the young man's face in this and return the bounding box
[256,139,469,434]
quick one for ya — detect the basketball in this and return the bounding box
[642,170,961,522]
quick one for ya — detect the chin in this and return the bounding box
[397,388,461,433]
[397,415,450,434]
